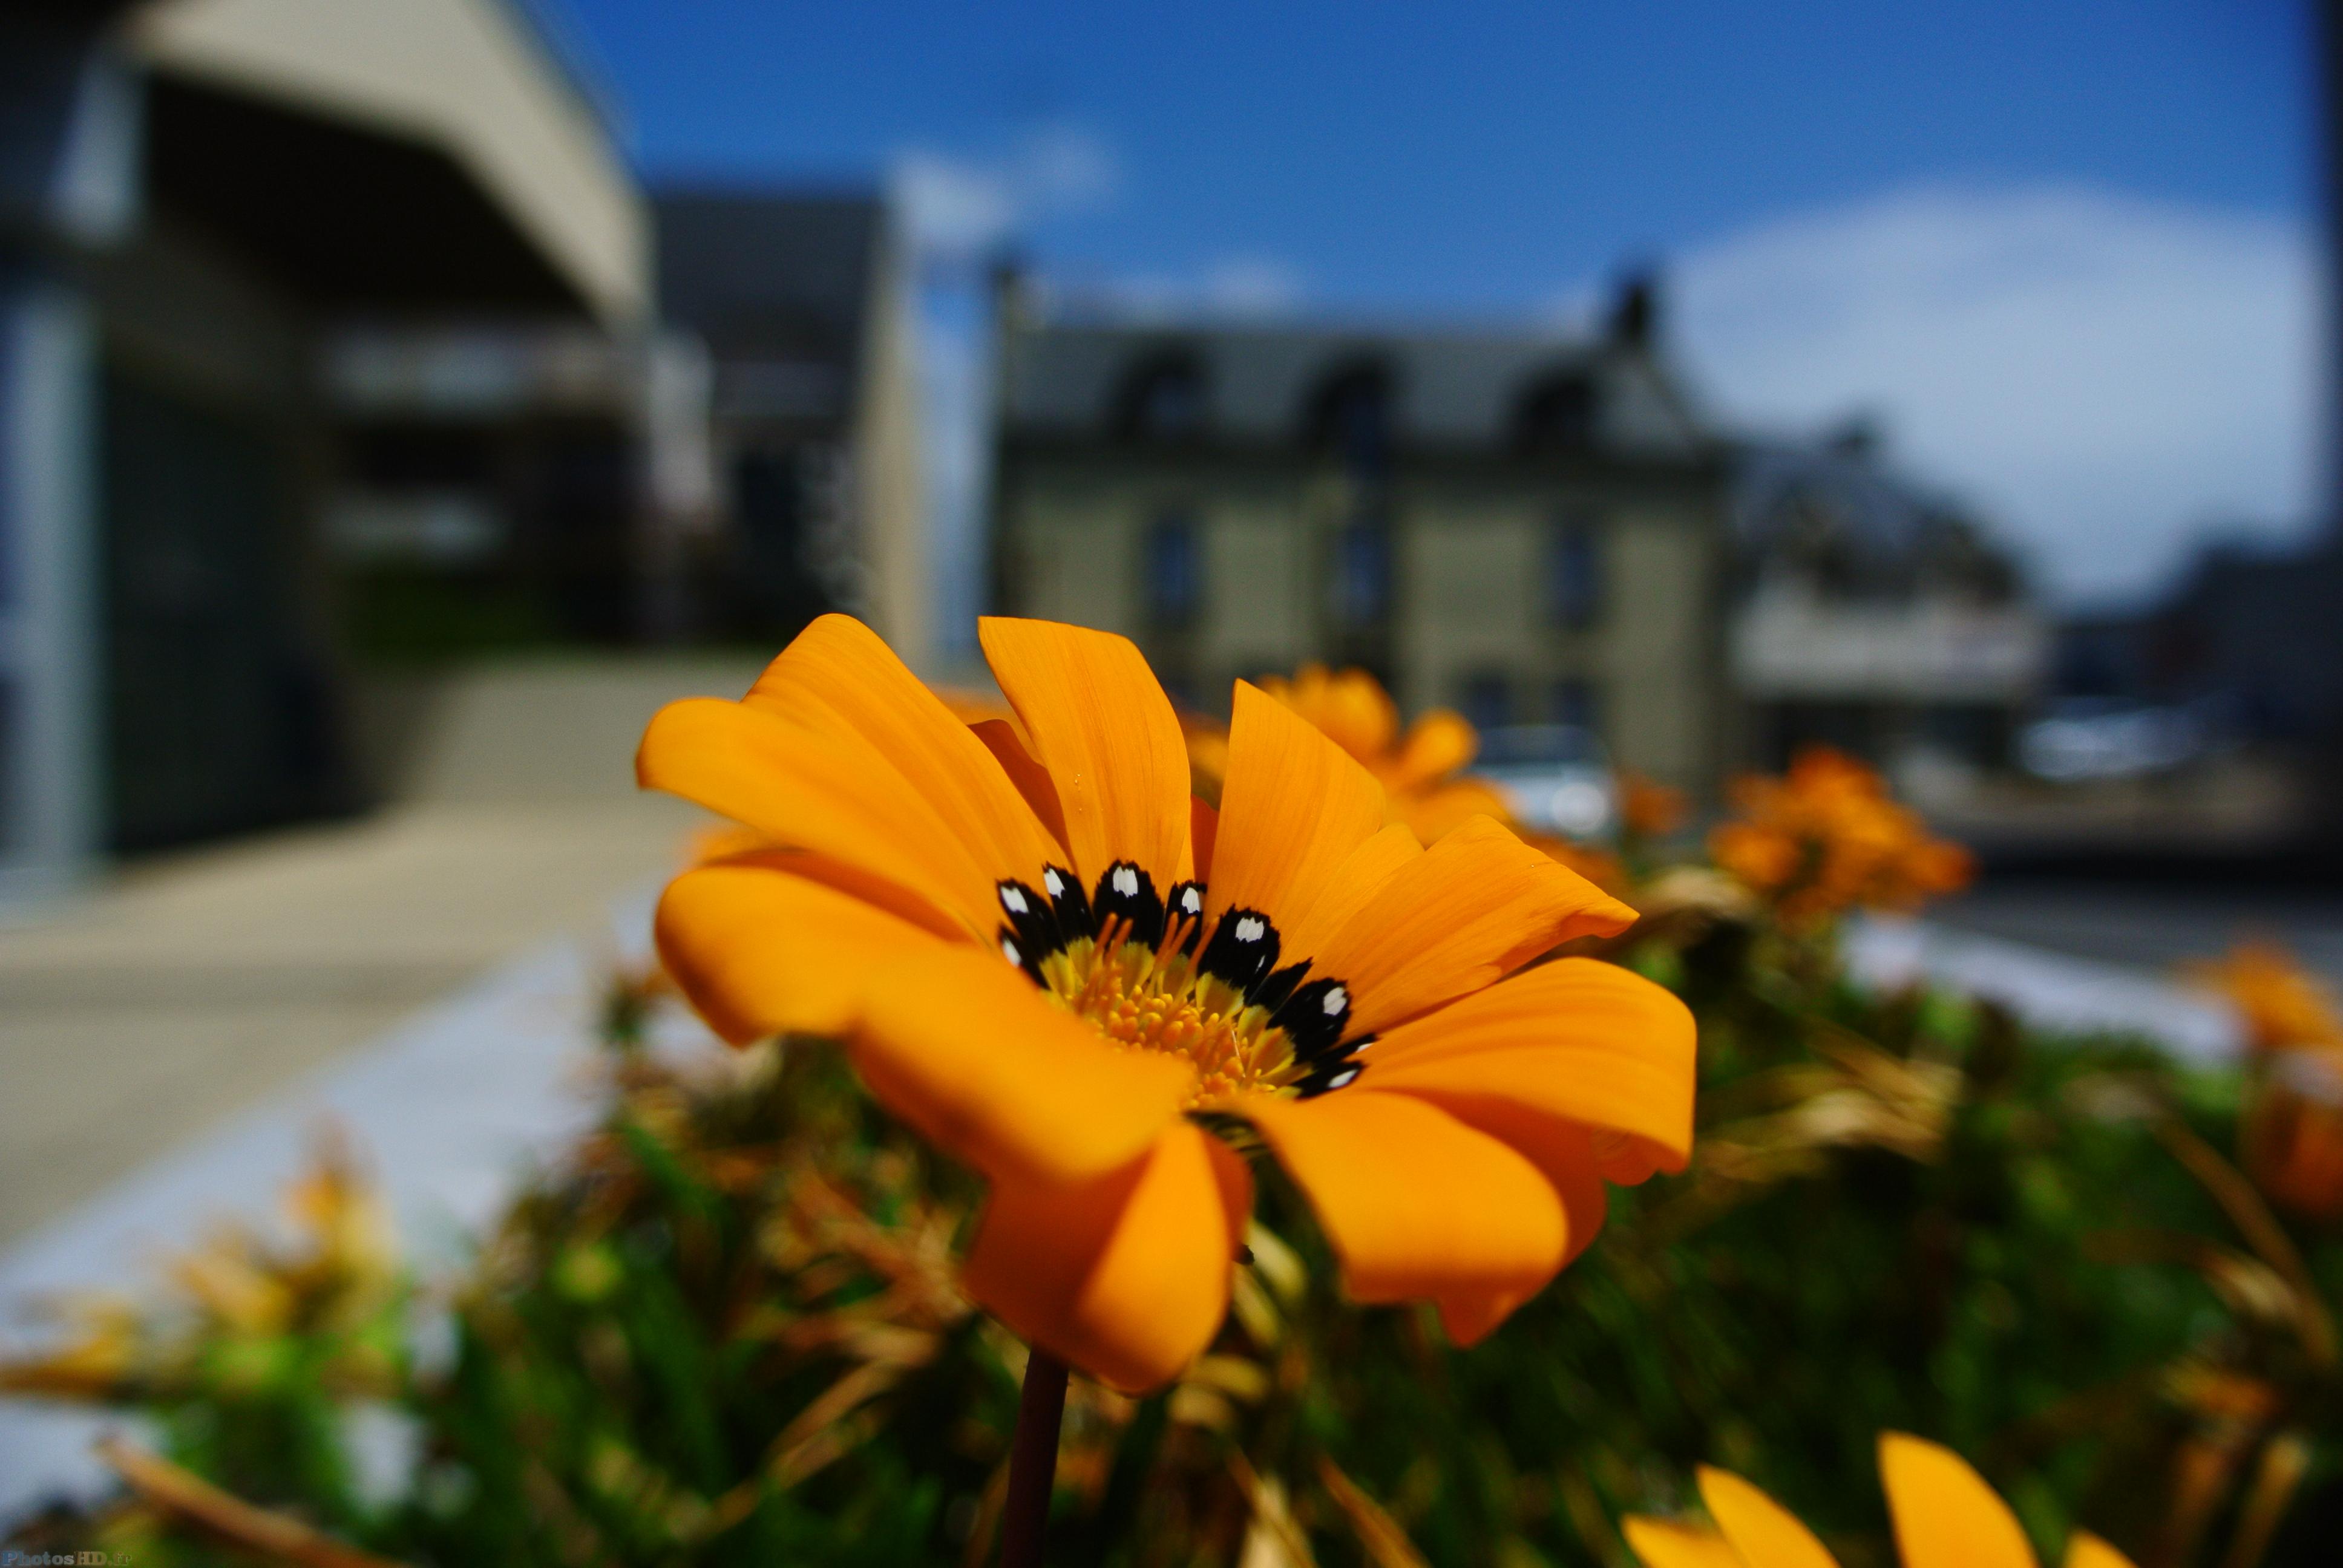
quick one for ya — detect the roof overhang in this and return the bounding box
[126,0,647,325]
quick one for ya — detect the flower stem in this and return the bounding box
[1000,1348,1068,1568]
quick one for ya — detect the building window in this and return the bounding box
[1552,676,1600,733]
[1458,671,1513,733]
[1144,511,1202,629]
[1328,518,1391,627]
[1548,515,1602,629]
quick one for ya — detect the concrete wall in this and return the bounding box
[131,0,649,324]
[852,215,931,670]
[348,655,770,805]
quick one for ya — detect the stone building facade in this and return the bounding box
[990,286,1731,794]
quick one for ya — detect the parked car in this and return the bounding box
[2017,698,2214,783]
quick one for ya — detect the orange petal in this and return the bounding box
[962,1122,1251,1393]
[979,617,1193,891]
[720,848,970,941]
[1623,1518,1748,1568]
[1878,1432,2039,1568]
[851,944,1196,1186]
[1312,817,1640,1039]
[1191,797,1220,882]
[1277,822,1423,965]
[1699,1466,1839,1568]
[737,613,1059,887]
[1407,1099,1610,1267]
[638,696,995,936]
[1240,1090,1565,1343]
[1363,958,1698,1175]
[1388,708,1478,791]
[654,864,946,1045]
[970,718,1069,855]
[2062,1534,2137,1568]
[1207,681,1389,934]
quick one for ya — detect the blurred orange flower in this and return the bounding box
[1620,771,1689,841]
[1708,747,1971,929]
[2188,941,2343,1056]
[639,616,1696,1391]
[2243,1047,2343,1223]
[1625,1430,2135,1568]
[2189,941,2343,1221]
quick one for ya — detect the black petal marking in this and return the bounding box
[1041,864,1094,940]
[1294,1043,1371,1098]
[998,926,1043,983]
[1198,907,1282,998]
[1253,961,1309,1016]
[1091,860,1165,949]
[1271,976,1353,1060]
[1165,880,1207,956]
[995,878,1064,978]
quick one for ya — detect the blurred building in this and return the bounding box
[327,189,926,667]
[991,280,1730,793]
[2048,531,2343,772]
[1730,426,2048,773]
[0,0,646,891]
[650,191,925,666]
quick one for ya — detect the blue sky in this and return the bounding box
[566,1,2322,612]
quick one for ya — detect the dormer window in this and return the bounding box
[1304,361,1394,478]
[1513,370,1600,454]
[1115,353,1207,442]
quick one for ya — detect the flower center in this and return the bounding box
[1043,926,1300,1103]
[995,861,1371,1102]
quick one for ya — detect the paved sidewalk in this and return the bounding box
[0,796,703,1249]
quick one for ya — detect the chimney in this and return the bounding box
[1607,268,1660,350]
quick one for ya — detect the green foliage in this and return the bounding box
[8,923,2341,1566]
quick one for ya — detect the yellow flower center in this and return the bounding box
[1041,925,1302,1104]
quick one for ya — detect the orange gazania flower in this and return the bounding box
[1708,747,1971,928]
[1625,1431,2134,1568]
[638,616,1696,1391]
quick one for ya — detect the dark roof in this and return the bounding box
[652,191,883,367]
[1000,319,1711,457]
[1732,436,2026,600]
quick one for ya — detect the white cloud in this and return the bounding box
[1053,254,1308,322]
[888,123,1121,261]
[1198,255,1306,317]
[1663,185,2323,605]
[888,124,1126,656]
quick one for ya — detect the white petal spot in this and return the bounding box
[1325,1067,1359,1089]
[1000,936,1021,965]
[1235,915,1266,943]
[1112,866,1141,898]
[1181,886,1201,913]
[1044,869,1065,897]
[1000,886,1028,914]
[1322,985,1348,1016]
